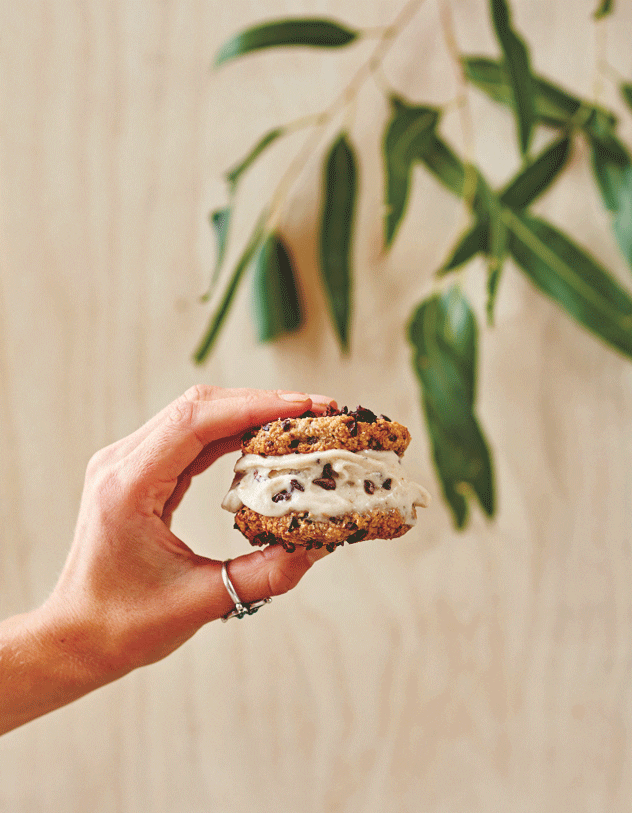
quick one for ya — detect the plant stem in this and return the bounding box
[267,0,428,229]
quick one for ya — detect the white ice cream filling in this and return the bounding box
[222,449,430,525]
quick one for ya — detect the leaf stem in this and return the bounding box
[266,0,428,229]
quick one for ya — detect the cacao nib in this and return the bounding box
[364,479,375,494]
[253,531,278,546]
[313,476,336,490]
[347,528,369,544]
[272,490,292,503]
[351,406,377,424]
[290,479,304,492]
[382,478,392,490]
[345,416,358,436]
[321,462,335,479]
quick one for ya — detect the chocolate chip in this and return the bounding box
[364,479,375,494]
[313,477,336,490]
[379,414,391,422]
[344,520,358,531]
[322,463,335,479]
[282,539,296,553]
[253,531,278,546]
[344,416,358,436]
[306,436,318,445]
[281,419,293,431]
[272,490,292,503]
[347,528,368,544]
[382,478,392,490]
[299,410,316,418]
[289,438,300,448]
[288,515,300,531]
[290,479,304,492]
[351,406,377,424]
[326,542,337,552]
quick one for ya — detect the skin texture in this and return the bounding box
[0,385,336,735]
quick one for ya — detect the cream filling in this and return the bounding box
[222,449,430,525]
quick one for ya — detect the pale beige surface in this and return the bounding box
[1,1,632,811]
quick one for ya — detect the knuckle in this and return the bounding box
[267,561,301,596]
[183,384,218,403]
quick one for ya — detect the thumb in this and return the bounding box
[190,545,332,622]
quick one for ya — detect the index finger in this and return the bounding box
[125,387,321,494]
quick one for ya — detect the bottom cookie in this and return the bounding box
[233,506,413,552]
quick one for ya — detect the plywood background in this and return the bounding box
[1,1,631,811]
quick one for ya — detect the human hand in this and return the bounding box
[40,386,336,683]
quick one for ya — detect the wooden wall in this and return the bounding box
[1,1,631,810]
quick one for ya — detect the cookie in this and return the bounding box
[241,406,411,457]
[222,406,430,550]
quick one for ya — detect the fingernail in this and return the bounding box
[306,547,333,565]
[310,394,337,407]
[278,391,310,403]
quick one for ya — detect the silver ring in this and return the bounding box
[221,560,272,621]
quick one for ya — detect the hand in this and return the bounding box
[40,386,336,681]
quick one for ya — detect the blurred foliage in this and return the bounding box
[195,0,632,528]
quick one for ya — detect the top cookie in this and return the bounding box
[241,406,411,457]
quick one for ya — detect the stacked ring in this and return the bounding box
[220,560,272,621]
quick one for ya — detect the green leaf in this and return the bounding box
[489,0,535,155]
[506,210,632,359]
[408,287,495,527]
[417,134,468,198]
[252,233,303,342]
[437,136,571,277]
[226,127,285,188]
[319,133,357,352]
[463,57,615,132]
[594,0,614,19]
[486,196,508,325]
[439,221,488,274]
[201,207,231,301]
[194,212,268,363]
[590,134,632,268]
[500,136,571,208]
[215,18,358,67]
[383,98,439,246]
[621,83,632,112]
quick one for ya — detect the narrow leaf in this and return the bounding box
[437,136,571,277]
[506,210,632,359]
[590,138,632,269]
[438,221,488,275]
[201,207,231,301]
[486,196,508,324]
[319,133,357,352]
[383,97,439,246]
[194,212,268,363]
[489,0,535,155]
[252,233,303,342]
[215,19,358,67]
[408,287,495,527]
[594,0,614,19]
[463,57,615,132]
[226,127,285,188]
[621,83,632,112]
[500,136,571,208]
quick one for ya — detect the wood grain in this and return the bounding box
[1,1,632,811]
